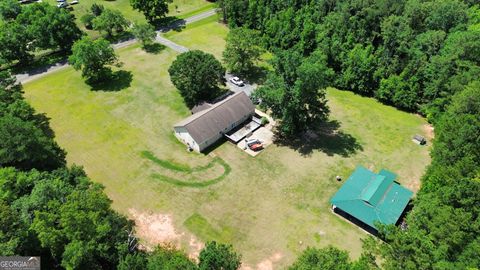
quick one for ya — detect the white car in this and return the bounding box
[229,76,245,87]
[57,2,68,7]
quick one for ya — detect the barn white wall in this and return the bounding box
[174,127,200,152]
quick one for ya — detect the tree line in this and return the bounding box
[218,0,480,123]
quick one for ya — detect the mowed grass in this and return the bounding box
[22,22,431,268]
[42,0,215,35]
[164,14,228,58]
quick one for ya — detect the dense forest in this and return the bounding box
[220,0,480,123]
[219,0,480,269]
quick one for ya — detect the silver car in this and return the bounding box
[229,76,245,87]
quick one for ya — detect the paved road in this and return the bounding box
[155,35,189,53]
[184,9,216,24]
[15,8,256,97]
[15,9,217,84]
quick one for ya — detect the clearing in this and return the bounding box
[22,17,431,269]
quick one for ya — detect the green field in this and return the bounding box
[164,14,227,58]
[42,0,215,34]
[22,19,431,268]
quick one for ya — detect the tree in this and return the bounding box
[16,3,81,51]
[198,241,241,270]
[132,23,157,47]
[93,9,130,37]
[130,0,169,23]
[0,115,65,171]
[0,0,21,21]
[147,245,197,270]
[254,49,332,137]
[69,37,119,83]
[31,178,132,269]
[429,81,480,174]
[288,246,376,270]
[0,73,66,171]
[0,22,31,64]
[0,199,28,255]
[339,44,378,95]
[223,27,263,75]
[289,246,351,270]
[0,166,134,269]
[168,50,225,107]
[81,14,95,30]
[375,74,418,110]
[118,253,148,270]
[424,0,468,32]
[91,3,104,17]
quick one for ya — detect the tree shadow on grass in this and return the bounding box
[154,17,186,33]
[88,70,133,92]
[33,113,56,139]
[105,31,135,44]
[143,43,166,54]
[275,120,363,157]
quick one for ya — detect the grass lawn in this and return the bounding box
[164,14,228,59]
[22,22,431,268]
[42,0,215,36]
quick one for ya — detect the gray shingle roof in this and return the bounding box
[174,92,254,144]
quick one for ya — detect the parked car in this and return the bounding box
[57,0,65,2]
[70,0,79,4]
[57,2,68,7]
[249,143,263,151]
[229,76,245,87]
[245,138,261,147]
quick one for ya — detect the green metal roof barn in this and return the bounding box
[330,166,413,230]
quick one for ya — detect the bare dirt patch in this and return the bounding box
[188,235,205,260]
[129,209,183,250]
[129,209,204,258]
[422,124,435,140]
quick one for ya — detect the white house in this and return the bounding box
[174,92,255,152]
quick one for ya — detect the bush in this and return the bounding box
[132,23,156,47]
[81,14,95,30]
[91,3,104,16]
[260,116,269,125]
